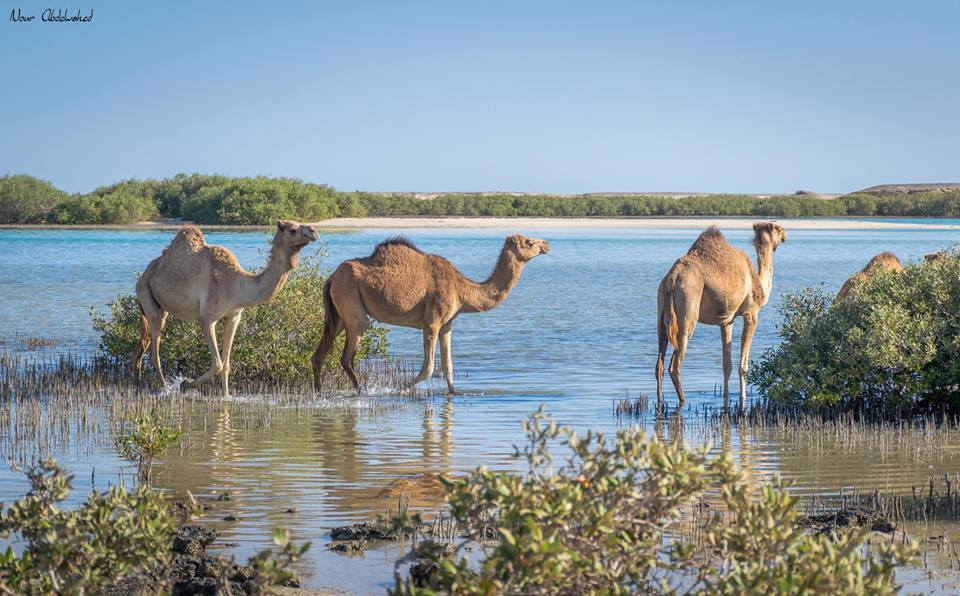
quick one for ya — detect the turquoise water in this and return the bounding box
[1,224,959,593]
[3,225,956,394]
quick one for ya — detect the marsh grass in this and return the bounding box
[0,349,430,465]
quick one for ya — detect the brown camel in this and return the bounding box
[133,221,318,396]
[924,251,948,263]
[655,222,787,409]
[312,235,550,393]
[834,252,902,302]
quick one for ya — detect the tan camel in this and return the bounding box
[133,221,318,396]
[834,252,902,302]
[656,222,787,409]
[312,235,550,393]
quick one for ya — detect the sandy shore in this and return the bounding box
[3,217,957,232]
[312,217,960,231]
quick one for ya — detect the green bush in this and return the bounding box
[0,458,309,595]
[181,177,341,224]
[393,408,915,595]
[0,459,175,594]
[93,251,389,384]
[750,252,960,412]
[115,417,183,485]
[6,172,960,225]
[249,528,311,590]
[49,191,159,224]
[0,175,68,223]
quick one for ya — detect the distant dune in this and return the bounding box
[858,183,960,195]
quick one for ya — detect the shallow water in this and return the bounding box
[1,223,959,593]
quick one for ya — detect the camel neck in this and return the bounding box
[459,247,525,313]
[755,242,775,306]
[243,243,298,307]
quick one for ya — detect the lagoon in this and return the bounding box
[1,222,959,593]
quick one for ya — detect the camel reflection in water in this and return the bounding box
[151,397,456,525]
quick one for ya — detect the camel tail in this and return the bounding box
[312,278,341,382]
[658,277,681,350]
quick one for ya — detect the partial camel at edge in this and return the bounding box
[312,234,550,393]
[656,222,788,409]
[133,220,319,396]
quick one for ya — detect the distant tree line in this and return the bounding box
[2,173,960,225]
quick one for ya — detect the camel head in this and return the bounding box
[752,222,787,251]
[275,220,319,252]
[505,234,551,262]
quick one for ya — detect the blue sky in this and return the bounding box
[2,1,958,194]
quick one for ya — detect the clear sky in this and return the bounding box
[2,1,959,194]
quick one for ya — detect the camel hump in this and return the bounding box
[168,225,207,254]
[368,236,424,262]
[687,225,729,257]
[863,252,902,273]
[374,236,422,254]
[207,245,242,270]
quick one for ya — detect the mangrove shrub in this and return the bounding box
[750,252,960,412]
[393,408,915,595]
[0,458,310,594]
[0,175,68,223]
[5,172,960,224]
[49,191,159,224]
[0,459,175,594]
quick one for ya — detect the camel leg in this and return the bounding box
[655,320,668,405]
[147,312,168,387]
[668,320,695,406]
[219,311,242,397]
[135,280,167,386]
[738,312,758,410]
[182,321,222,392]
[311,318,343,390]
[667,336,687,406]
[340,328,364,392]
[412,324,440,387]
[439,323,455,394]
[720,323,733,408]
[133,316,149,383]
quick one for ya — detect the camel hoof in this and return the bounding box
[180,379,194,392]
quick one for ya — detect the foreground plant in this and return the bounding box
[0,459,175,595]
[392,407,916,595]
[0,459,310,595]
[249,528,311,590]
[115,416,183,485]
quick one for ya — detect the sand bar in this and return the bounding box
[2,217,957,232]
[312,217,960,231]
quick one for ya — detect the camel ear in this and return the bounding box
[277,220,290,232]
